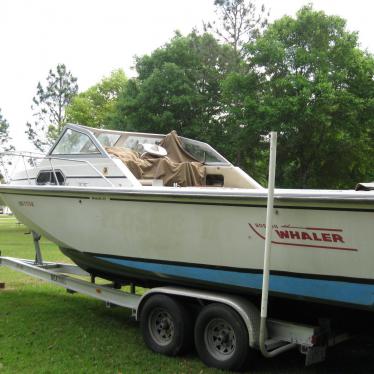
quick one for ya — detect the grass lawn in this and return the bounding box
[1,215,374,373]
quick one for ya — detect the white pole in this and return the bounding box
[258,132,297,357]
[260,131,277,320]
[259,132,296,358]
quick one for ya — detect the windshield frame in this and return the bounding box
[179,136,230,165]
[47,124,108,158]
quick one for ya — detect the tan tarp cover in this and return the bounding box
[159,130,198,163]
[106,131,205,187]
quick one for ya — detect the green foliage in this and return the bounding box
[0,109,14,181]
[26,64,78,152]
[66,69,127,128]
[0,108,13,152]
[221,71,269,183]
[111,32,237,148]
[224,6,374,187]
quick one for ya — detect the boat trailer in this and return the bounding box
[0,248,349,369]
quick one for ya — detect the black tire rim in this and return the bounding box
[148,307,175,346]
[204,318,236,361]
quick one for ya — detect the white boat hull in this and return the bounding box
[1,185,374,310]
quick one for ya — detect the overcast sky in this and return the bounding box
[1,0,373,150]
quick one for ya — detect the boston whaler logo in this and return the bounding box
[248,223,358,251]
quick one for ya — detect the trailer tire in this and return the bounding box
[194,303,251,371]
[140,294,193,356]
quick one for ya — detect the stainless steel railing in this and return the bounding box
[0,151,115,187]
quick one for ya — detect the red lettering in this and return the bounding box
[274,229,345,245]
[312,233,322,241]
[289,231,300,240]
[332,234,344,243]
[301,232,313,240]
[321,233,332,242]
[275,230,289,239]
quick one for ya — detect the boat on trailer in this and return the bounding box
[1,125,373,370]
[0,123,374,311]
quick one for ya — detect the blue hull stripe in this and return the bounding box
[96,256,374,307]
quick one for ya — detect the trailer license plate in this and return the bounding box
[305,346,326,366]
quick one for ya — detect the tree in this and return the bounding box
[205,0,268,59]
[224,6,374,188]
[111,32,237,148]
[66,69,127,128]
[201,0,269,177]
[26,64,78,151]
[220,70,268,183]
[0,108,14,182]
[0,109,13,152]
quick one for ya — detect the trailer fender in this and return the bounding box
[137,286,261,348]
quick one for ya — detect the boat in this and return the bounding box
[1,123,374,311]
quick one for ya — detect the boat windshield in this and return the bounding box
[121,135,164,152]
[180,137,229,164]
[96,133,121,147]
[52,129,100,155]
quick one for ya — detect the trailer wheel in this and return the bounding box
[194,303,251,371]
[140,294,193,356]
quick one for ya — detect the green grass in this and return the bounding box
[1,215,374,373]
